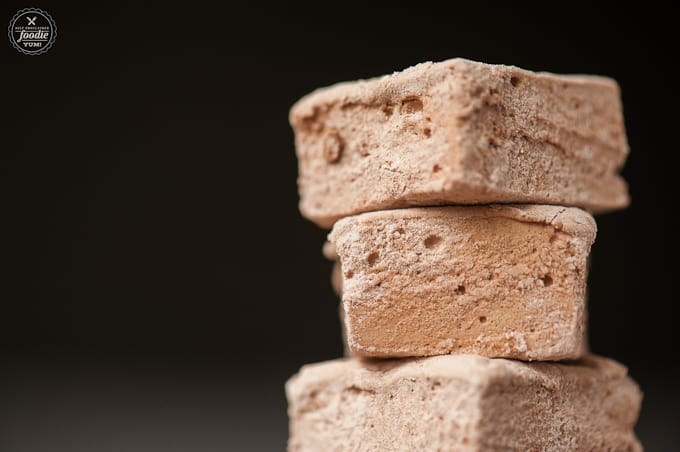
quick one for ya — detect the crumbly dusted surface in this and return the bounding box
[291,58,629,227]
[286,354,642,452]
[329,205,595,360]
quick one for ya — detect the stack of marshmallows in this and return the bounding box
[285,59,642,451]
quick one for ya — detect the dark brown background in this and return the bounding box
[2,2,678,451]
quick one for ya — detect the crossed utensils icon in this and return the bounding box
[26,16,36,25]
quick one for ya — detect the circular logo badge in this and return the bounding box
[8,8,57,55]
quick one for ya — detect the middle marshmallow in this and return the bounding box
[329,205,595,361]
